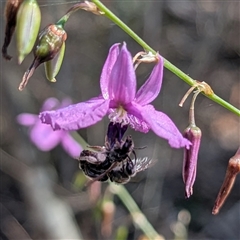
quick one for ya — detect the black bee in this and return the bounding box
[78,135,151,184]
[78,135,134,181]
[77,122,151,184]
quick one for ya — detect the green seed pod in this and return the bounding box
[16,0,41,64]
[44,42,65,82]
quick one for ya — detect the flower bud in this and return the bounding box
[16,0,41,64]
[2,0,23,60]
[44,42,65,82]
[182,125,202,198]
[212,147,240,215]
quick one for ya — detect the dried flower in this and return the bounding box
[2,0,23,60]
[40,43,191,149]
[183,125,202,198]
[17,98,82,157]
[212,147,240,215]
[182,90,202,198]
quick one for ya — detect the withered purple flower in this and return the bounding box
[40,43,191,149]
[180,87,205,198]
[183,125,202,198]
[17,98,82,157]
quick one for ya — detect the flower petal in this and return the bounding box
[39,97,110,130]
[141,105,191,148]
[128,114,150,133]
[61,133,83,158]
[125,102,150,133]
[17,113,38,126]
[41,97,60,111]
[136,55,164,105]
[100,43,120,100]
[108,42,136,104]
[30,121,61,151]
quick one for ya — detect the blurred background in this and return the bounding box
[1,0,239,239]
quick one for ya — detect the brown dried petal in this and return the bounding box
[212,147,240,215]
[2,0,23,60]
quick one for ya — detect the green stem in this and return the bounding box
[109,183,164,240]
[56,3,88,27]
[92,0,240,117]
[71,131,89,149]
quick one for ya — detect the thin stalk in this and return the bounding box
[109,183,164,240]
[189,91,201,126]
[91,0,240,117]
[56,3,87,27]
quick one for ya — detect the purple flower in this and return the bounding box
[40,43,191,149]
[17,98,82,157]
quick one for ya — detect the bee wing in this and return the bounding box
[134,157,154,173]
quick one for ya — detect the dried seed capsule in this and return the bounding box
[2,0,23,60]
[44,42,65,82]
[18,24,67,91]
[212,147,240,215]
[34,24,67,64]
[16,0,41,64]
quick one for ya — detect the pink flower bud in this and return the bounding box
[182,125,202,198]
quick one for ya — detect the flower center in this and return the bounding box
[108,106,129,126]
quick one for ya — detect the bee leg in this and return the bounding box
[87,145,106,152]
[134,145,147,150]
[132,150,137,163]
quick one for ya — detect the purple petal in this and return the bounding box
[136,55,164,105]
[108,43,136,104]
[100,43,120,100]
[17,113,38,126]
[128,114,150,133]
[141,105,191,148]
[125,102,150,133]
[39,97,110,130]
[41,97,60,111]
[30,121,62,151]
[61,133,83,158]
